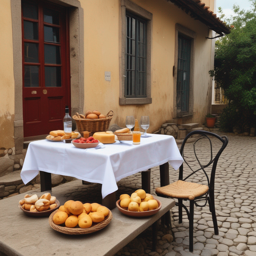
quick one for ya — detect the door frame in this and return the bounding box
[173,23,196,118]
[11,0,84,151]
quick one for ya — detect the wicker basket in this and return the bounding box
[73,110,113,134]
[49,209,113,235]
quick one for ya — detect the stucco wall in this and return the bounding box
[0,0,15,149]
[80,0,214,132]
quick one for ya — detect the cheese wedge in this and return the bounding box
[93,132,115,144]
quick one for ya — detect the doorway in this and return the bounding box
[22,0,70,138]
[176,34,191,115]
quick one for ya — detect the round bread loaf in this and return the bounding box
[79,215,92,228]
[69,201,84,215]
[58,205,70,215]
[135,189,146,200]
[50,131,58,137]
[99,114,106,119]
[91,203,101,212]
[87,113,98,119]
[78,212,88,221]
[65,216,78,228]
[128,202,139,211]
[53,211,68,225]
[92,110,101,116]
[120,194,130,200]
[96,206,109,217]
[85,110,92,116]
[83,203,92,214]
[90,212,105,223]
[64,200,74,213]
[148,200,158,210]
[120,198,131,208]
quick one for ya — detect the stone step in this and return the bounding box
[0,170,23,186]
[191,127,204,131]
[181,123,199,129]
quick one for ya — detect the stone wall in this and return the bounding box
[0,147,25,177]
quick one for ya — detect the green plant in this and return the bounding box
[206,114,215,118]
[210,1,256,131]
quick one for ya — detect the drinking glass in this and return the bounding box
[140,116,150,136]
[126,116,135,132]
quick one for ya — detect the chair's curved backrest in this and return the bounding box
[179,130,228,190]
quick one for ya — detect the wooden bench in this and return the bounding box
[0,180,175,256]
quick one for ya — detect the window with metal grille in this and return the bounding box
[125,12,147,98]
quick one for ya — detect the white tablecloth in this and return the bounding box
[21,134,183,198]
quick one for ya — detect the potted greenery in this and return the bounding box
[206,114,216,128]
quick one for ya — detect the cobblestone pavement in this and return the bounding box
[114,133,256,256]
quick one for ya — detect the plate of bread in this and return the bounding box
[46,130,80,142]
[19,193,60,217]
[49,200,112,235]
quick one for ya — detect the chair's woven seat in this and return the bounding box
[155,180,209,200]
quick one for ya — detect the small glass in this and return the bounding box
[133,131,141,145]
[140,116,150,136]
[126,116,135,133]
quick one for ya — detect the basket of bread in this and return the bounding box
[46,130,80,142]
[72,110,113,134]
[114,128,132,141]
[116,189,161,217]
[49,200,112,235]
[19,193,60,217]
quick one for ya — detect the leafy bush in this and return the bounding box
[210,1,256,131]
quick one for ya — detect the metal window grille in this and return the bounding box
[177,34,191,113]
[125,12,147,98]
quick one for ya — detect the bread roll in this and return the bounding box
[92,110,101,116]
[35,199,50,211]
[46,135,55,140]
[50,196,56,204]
[91,203,101,212]
[71,132,80,139]
[139,202,149,212]
[57,130,65,136]
[62,134,71,140]
[69,201,84,215]
[148,200,158,210]
[58,205,70,215]
[85,110,92,116]
[19,199,25,205]
[65,216,78,228]
[120,194,130,200]
[114,128,130,134]
[90,212,105,223]
[53,136,62,141]
[135,189,146,200]
[50,131,58,137]
[24,203,33,210]
[99,114,106,119]
[120,198,131,208]
[128,202,139,211]
[24,194,38,204]
[87,113,98,119]
[30,205,38,212]
[83,203,92,214]
[78,212,88,221]
[53,211,68,225]
[97,206,109,217]
[40,193,51,201]
[64,200,74,213]
[131,196,141,204]
[50,204,57,210]
[78,215,92,228]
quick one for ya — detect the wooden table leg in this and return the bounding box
[160,163,170,226]
[152,221,157,251]
[40,171,52,192]
[102,191,116,210]
[141,169,151,193]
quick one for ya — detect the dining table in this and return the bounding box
[21,134,183,209]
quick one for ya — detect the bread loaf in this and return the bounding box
[92,110,101,116]
[114,128,130,134]
[87,113,98,119]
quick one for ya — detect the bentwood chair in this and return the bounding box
[155,131,228,252]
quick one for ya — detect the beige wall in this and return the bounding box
[0,0,15,149]
[80,0,214,132]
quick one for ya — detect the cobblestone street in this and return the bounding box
[115,133,256,256]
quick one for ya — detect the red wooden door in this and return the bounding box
[22,0,70,138]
